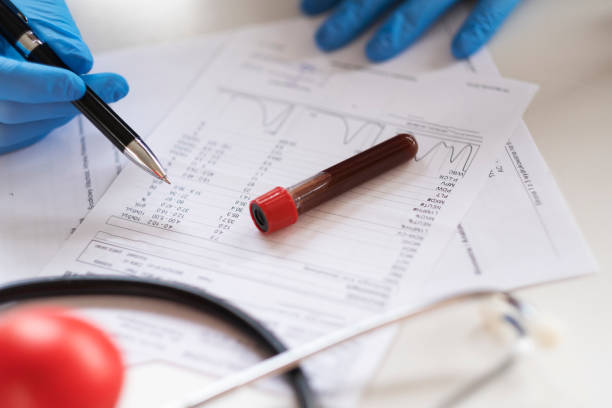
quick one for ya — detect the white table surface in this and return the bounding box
[62,1,612,407]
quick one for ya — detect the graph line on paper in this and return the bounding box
[217,89,294,135]
[415,140,478,173]
[300,108,385,150]
[216,88,484,169]
[217,87,387,151]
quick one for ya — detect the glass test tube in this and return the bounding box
[249,134,418,233]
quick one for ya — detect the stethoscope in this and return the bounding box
[0,276,555,408]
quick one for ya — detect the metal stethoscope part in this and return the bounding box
[171,289,559,408]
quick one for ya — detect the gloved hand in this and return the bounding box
[301,0,521,61]
[0,0,129,154]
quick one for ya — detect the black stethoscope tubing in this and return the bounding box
[0,276,315,408]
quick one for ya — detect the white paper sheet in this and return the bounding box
[40,16,536,407]
[423,121,597,297]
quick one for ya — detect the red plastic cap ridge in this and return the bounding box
[249,187,298,233]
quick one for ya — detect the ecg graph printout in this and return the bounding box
[0,35,226,283]
[41,25,536,405]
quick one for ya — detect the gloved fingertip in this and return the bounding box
[365,34,396,62]
[451,31,481,59]
[59,72,87,101]
[71,49,94,75]
[84,73,130,103]
[49,37,94,74]
[452,0,521,59]
[315,24,339,52]
[110,77,130,102]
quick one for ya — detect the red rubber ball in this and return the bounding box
[0,307,124,408]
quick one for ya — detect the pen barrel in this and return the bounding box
[72,90,136,150]
[287,134,418,214]
[27,42,66,67]
[0,0,28,42]
[28,43,137,151]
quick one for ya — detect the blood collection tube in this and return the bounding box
[249,133,418,233]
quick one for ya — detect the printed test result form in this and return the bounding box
[40,19,537,405]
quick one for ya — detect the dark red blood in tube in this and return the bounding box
[250,134,418,233]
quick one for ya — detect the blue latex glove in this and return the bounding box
[302,0,521,61]
[0,0,129,154]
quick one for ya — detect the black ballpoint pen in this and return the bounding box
[0,0,169,183]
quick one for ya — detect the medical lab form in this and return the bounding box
[40,21,536,406]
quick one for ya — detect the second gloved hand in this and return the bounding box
[0,0,129,154]
[301,0,521,62]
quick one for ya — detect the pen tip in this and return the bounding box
[162,176,171,185]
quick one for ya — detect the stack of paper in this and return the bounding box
[0,9,596,408]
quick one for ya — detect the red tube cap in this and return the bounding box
[249,187,298,233]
